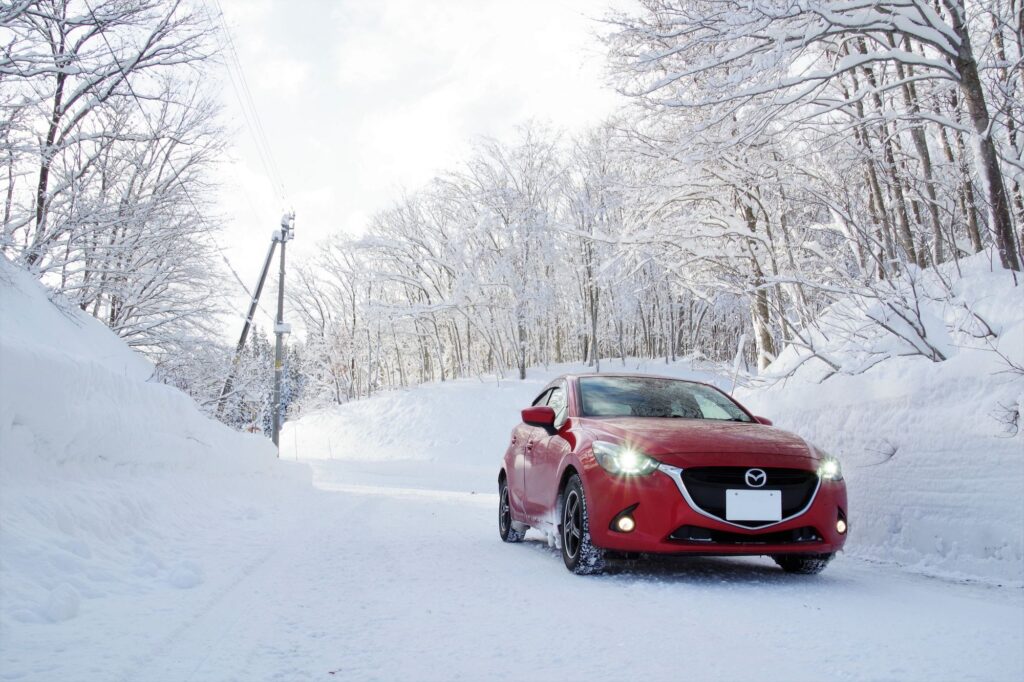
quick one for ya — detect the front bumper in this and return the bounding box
[584,464,848,555]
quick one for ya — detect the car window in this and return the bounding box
[695,394,731,419]
[531,389,552,407]
[578,376,751,421]
[547,384,568,423]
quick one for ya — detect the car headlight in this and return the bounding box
[592,441,660,476]
[817,456,843,481]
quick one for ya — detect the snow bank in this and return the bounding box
[281,360,731,492]
[0,256,306,635]
[739,255,1024,585]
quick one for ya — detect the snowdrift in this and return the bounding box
[739,254,1024,584]
[280,361,731,492]
[0,256,304,634]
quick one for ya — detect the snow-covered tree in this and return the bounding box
[1,0,229,361]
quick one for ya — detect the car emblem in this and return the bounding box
[745,468,767,488]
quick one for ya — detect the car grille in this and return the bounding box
[669,525,821,545]
[680,467,818,528]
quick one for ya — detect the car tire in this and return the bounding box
[499,477,526,543]
[772,553,834,574]
[561,474,605,575]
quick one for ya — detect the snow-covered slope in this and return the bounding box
[738,256,1024,585]
[0,256,306,635]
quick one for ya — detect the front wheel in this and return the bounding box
[498,477,526,543]
[561,474,605,575]
[772,553,834,574]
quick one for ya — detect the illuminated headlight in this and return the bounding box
[817,456,843,481]
[593,441,660,476]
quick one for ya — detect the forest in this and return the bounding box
[2,0,1021,430]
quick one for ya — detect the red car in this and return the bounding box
[498,374,848,574]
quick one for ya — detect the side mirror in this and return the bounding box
[754,415,773,426]
[522,405,556,427]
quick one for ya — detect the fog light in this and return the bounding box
[836,518,848,534]
[610,503,639,533]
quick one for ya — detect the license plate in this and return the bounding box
[726,489,781,521]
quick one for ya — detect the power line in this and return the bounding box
[80,0,277,326]
[208,0,286,236]
[216,5,284,194]
[211,0,288,203]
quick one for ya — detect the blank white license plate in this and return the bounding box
[726,489,782,521]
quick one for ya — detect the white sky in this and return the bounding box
[213,0,624,329]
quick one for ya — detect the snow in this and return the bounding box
[0,256,308,674]
[2,255,1022,680]
[72,469,1022,682]
[739,255,1024,585]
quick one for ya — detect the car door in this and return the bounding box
[525,381,570,523]
[511,388,550,518]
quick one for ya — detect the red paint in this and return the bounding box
[520,405,555,427]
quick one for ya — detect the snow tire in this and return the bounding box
[499,476,526,543]
[772,553,834,574]
[561,474,605,575]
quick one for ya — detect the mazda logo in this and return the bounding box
[745,468,767,488]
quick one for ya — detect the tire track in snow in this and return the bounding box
[117,492,361,681]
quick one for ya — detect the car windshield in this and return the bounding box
[578,376,752,421]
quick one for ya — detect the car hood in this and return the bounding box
[578,417,817,467]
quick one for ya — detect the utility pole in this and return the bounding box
[216,237,280,418]
[272,212,295,449]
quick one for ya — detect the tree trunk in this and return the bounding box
[856,42,922,267]
[894,39,947,264]
[517,313,527,380]
[28,69,67,266]
[939,122,984,253]
[590,280,600,373]
[947,1,1022,270]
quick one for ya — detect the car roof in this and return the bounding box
[559,372,714,385]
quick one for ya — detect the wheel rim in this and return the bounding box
[499,485,511,534]
[563,489,582,559]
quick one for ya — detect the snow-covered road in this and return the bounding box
[23,459,1012,682]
